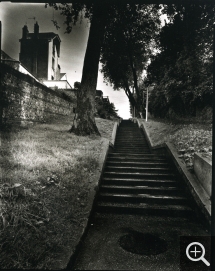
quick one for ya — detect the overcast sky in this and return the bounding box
[0,2,130,118]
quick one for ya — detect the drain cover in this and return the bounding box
[119,231,167,255]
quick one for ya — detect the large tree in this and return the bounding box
[100,4,161,117]
[47,2,161,134]
[47,2,109,135]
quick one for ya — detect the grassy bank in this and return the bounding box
[0,117,115,269]
[140,118,212,171]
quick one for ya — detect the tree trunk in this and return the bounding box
[123,79,139,111]
[126,29,142,117]
[69,4,108,135]
[127,47,142,117]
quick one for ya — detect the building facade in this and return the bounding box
[19,22,64,82]
[1,50,39,82]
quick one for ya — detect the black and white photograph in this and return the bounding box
[0,0,214,270]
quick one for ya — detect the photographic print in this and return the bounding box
[0,0,214,270]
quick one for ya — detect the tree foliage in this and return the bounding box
[46,2,162,132]
[74,81,81,89]
[46,2,94,33]
[100,4,161,117]
[96,97,120,119]
[146,4,214,118]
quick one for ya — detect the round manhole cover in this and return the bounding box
[119,231,167,255]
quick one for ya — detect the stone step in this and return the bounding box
[106,161,169,168]
[96,202,193,217]
[107,156,167,162]
[113,151,151,154]
[103,172,175,180]
[98,193,188,205]
[116,136,145,138]
[102,177,178,186]
[114,147,149,149]
[115,135,146,138]
[100,185,182,196]
[105,166,173,174]
[115,141,148,143]
[114,146,150,149]
[116,136,143,138]
[115,141,148,144]
[114,144,149,148]
[116,130,141,132]
[108,153,165,158]
[114,141,148,143]
[112,149,150,154]
[112,151,151,154]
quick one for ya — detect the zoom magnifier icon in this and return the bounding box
[186,242,210,267]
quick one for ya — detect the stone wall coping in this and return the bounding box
[165,142,211,223]
[1,63,73,103]
[194,153,212,197]
[110,120,120,147]
[195,152,212,166]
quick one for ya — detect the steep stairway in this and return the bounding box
[96,119,193,216]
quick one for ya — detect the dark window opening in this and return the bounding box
[52,57,55,70]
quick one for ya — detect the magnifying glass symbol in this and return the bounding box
[186,242,210,266]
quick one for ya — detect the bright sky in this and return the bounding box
[0,2,130,119]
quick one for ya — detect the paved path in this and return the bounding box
[73,213,208,270]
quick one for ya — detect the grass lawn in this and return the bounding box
[140,118,212,171]
[0,116,116,269]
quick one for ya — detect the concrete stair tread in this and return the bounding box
[115,142,149,144]
[101,185,180,191]
[113,150,151,152]
[106,161,169,166]
[114,147,149,149]
[103,177,177,183]
[114,142,149,144]
[102,179,179,188]
[107,160,169,164]
[104,172,175,177]
[114,151,151,153]
[108,153,165,157]
[113,153,152,155]
[115,141,148,143]
[115,143,148,145]
[99,192,186,200]
[107,157,167,161]
[106,166,172,171]
[96,202,192,211]
[113,150,150,152]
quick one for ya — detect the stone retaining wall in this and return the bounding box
[137,118,211,224]
[1,63,75,125]
[194,153,212,197]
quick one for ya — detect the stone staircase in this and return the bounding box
[96,119,193,216]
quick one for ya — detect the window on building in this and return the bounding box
[52,57,55,71]
[51,76,54,80]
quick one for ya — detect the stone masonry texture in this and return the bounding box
[1,63,75,125]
